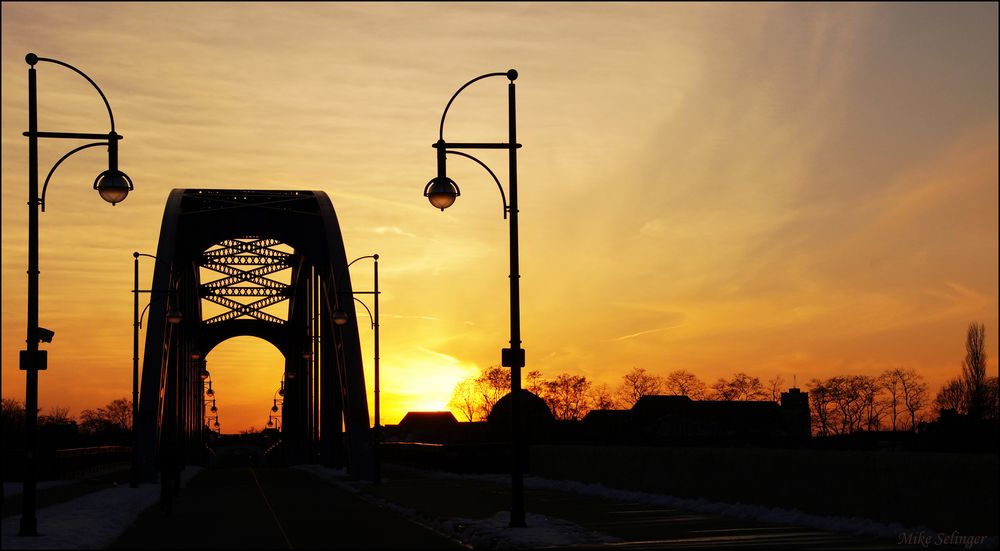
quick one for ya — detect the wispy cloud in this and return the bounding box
[609,325,683,342]
[373,226,416,238]
[385,314,441,322]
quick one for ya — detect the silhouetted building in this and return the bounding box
[487,389,555,443]
[578,389,810,447]
[395,411,459,443]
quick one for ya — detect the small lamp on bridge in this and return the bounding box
[423,175,460,211]
[200,368,210,382]
[206,381,215,397]
[271,399,279,413]
[332,309,349,326]
[165,309,183,325]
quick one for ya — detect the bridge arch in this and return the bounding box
[136,189,373,482]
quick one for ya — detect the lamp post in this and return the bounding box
[332,254,380,483]
[422,69,525,527]
[19,53,133,537]
[132,252,182,488]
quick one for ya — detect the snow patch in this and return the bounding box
[2,467,203,550]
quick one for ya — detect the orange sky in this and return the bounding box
[2,3,997,433]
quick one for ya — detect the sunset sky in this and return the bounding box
[2,2,997,433]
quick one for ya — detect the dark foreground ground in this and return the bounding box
[108,464,912,550]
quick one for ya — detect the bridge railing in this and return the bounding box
[53,446,131,479]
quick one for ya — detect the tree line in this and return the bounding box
[447,322,999,436]
[1,397,133,449]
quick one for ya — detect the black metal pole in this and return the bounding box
[373,254,381,484]
[507,77,525,528]
[20,56,40,539]
[132,253,140,487]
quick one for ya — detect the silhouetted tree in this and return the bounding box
[828,375,871,433]
[985,376,1000,420]
[540,373,592,420]
[79,398,131,435]
[880,369,905,431]
[446,366,511,422]
[935,377,967,414]
[40,406,73,425]
[898,370,928,431]
[767,375,786,403]
[447,377,480,422]
[807,378,833,436]
[477,366,510,418]
[962,322,988,419]
[589,383,618,410]
[524,370,545,395]
[711,372,767,401]
[858,375,886,431]
[663,370,708,399]
[878,368,927,431]
[2,397,25,445]
[617,367,663,408]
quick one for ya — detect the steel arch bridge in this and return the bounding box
[136,189,373,482]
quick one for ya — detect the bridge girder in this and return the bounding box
[137,189,372,481]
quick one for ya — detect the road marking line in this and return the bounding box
[249,466,294,549]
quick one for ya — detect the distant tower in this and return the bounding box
[780,387,811,441]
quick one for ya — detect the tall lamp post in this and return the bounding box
[333,254,380,483]
[422,69,525,527]
[19,53,133,537]
[132,252,182,488]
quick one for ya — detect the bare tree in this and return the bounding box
[447,377,480,422]
[935,377,967,414]
[985,376,1000,421]
[447,365,514,421]
[1,398,25,441]
[39,406,74,426]
[617,367,663,408]
[79,398,132,434]
[857,375,885,431]
[880,369,904,431]
[807,378,833,436]
[898,370,928,431]
[711,372,767,401]
[663,370,708,399]
[477,365,511,418]
[524,370,545,395]
[767,375,786,403]
[962,322,988,419]
[589,383,618,410]
[540,373,592,420]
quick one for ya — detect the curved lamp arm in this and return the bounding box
[137,302,152,329]
[445,150,510,219]
[348,254,379,268]
[438,70,515,142]
[353,297,375,329]
[40,142,107,212]
[32,55,116,132]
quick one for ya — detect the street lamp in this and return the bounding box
[332,254,380,483]
[19,53,133,536]
[132,251,182,488]
[422,69,526,527]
